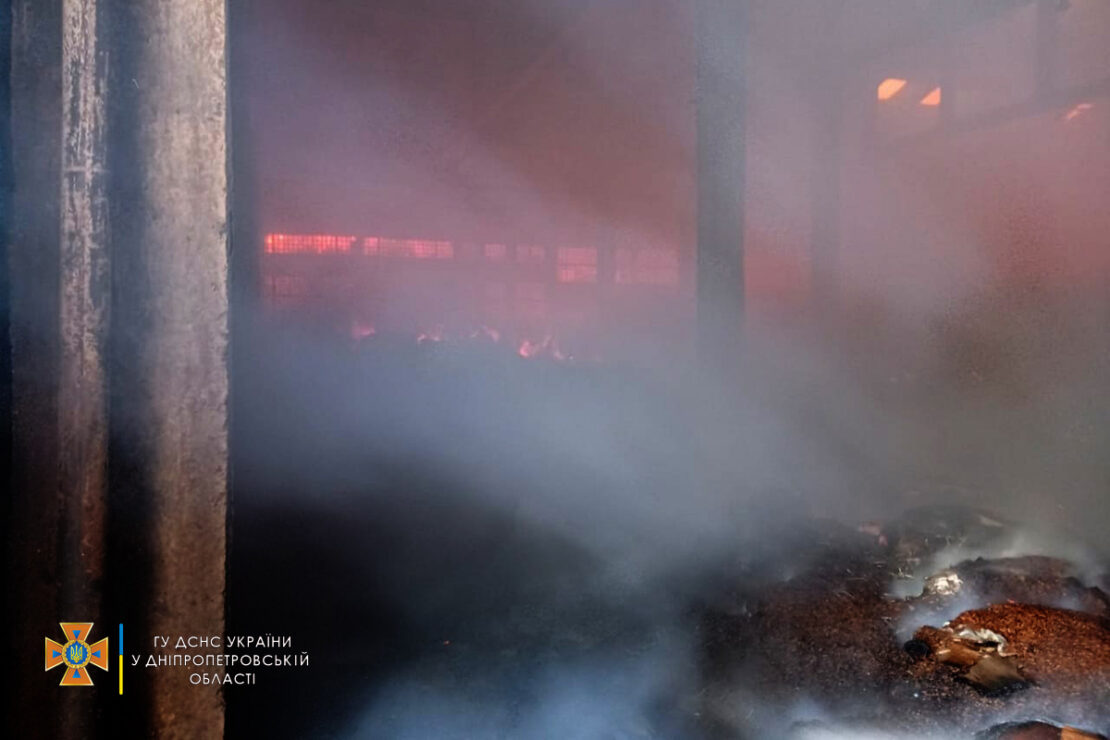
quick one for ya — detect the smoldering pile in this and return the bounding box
[696,505,1110,739]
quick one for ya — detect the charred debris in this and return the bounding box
[696,504,1110,738]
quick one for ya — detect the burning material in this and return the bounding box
[920,87,942,106]
[877,78,908,101]
[350,322,587,364]
[517,334,566,361]
[265,233,357,254]
[1063,103,1094,122]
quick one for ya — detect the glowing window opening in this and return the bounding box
[556,247,598,284]
[265,233,357,254]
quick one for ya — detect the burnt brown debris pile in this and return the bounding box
[909,621,1029,695]
[911,603,1110,696]
[915,556,1110,618]
[697,506,1110,738]
[976,721,1108,739]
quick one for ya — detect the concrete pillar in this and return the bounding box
[695,0,747,360]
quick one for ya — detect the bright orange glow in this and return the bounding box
[266,233,681,289]
[347,322,578,363]
[265,233,357,254]
[381,238,453,259]
[1064,102,1093,121]
[362,237,453,258]
[920,87,942,106]
[877,78,907,101]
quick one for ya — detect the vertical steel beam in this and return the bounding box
[1035,0,1060,99]
[59,0,111,630]
[108,2,229,737]
[810,75,843,313]
[8,1,99,737]
[8,0,229,737]
[696,0,747,360]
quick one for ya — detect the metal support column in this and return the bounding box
[696,0,747,361]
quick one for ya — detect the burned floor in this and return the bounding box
[225,334,1110,739]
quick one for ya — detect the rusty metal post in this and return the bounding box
[60,0,111,630]
[8,0,229,737]
[108,2,230,737]
[9,0,110,737]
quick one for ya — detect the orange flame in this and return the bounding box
[1064,102,1093,122]
[877,78,907,101]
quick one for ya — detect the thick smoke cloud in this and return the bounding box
[230,1,1110,737]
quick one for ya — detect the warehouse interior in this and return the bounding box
[5,1,1110,737]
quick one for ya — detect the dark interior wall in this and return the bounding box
[240,0,701,357]
[839,1,1110,309]
[245,0,695,252]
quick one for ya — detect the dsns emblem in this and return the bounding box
[45,623,109,686]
